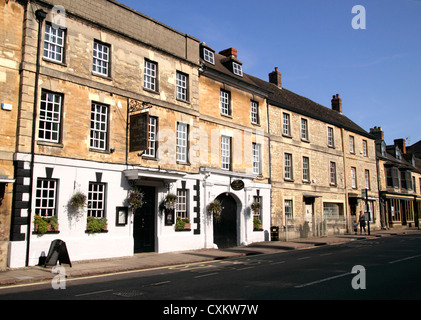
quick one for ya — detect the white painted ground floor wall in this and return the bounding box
[8,155,271,268]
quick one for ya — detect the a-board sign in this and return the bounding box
[44,239,72,267]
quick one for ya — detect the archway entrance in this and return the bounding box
[213,193,238,248]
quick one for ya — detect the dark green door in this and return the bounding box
[133,186,156,253]
[213,194,238,248]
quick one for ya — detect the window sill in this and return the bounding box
[221,113,233,119]
[92,72,112,81]
[32,231,60,235]
[89,148,112,154]
[176,98,191,105]
[143,88,159,95]
[177,161,191,166]
[37,141,64,148]
[43,57,67,67]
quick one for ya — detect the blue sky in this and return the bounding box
[119,0,421,146]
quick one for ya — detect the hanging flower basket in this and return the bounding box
[164,193,177,210]
[127,189,145,211]
[251,201,261,215]
[208,199,222,222]
[69,192,87,211]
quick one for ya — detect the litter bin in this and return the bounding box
[271,226,279,241]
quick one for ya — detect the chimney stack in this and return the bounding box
[269,67,282,88]
[370,127,384,142]
[219,48,238,58]
[394,139,407,155]
[331,94,342,113]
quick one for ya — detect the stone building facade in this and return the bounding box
[0,0,24,270]
[198,45,272,248]
[253,70,380,237]
[2,0,384,268]
[8,0,203,268]
[371,127,421,228]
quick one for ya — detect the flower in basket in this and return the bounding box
[253,217,262,231]
[69,192,87,211]
[251,201,261,214]
[208,200,222,222]
[127,189,145,210]
[164,193,177,210]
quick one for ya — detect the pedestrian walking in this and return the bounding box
[359,211,366,234]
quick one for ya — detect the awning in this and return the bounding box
[124,168,186,183]
[382,193,416,201]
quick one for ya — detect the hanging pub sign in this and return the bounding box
[130,112,149,152]
[231,180,245,191]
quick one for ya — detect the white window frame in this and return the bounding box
[303,156,310,182]
[351,167,357,189]
[38,91,62,143]
[90,102,108,151]
[93,40,110,77]
[176,189,189,220]
[284,153,293,180]
[144,60,158,91]
[365,169,371,189]
[35,178,57,218]
[251,100,259,124]
[328,127,335,147]
[253,143,262,175]
[43,23,65,63]
[176,122,188,163]
[285,200,293,219]
[221,136,231,171]
[301,118,308,141]
[88,182,106,218]
[220,90,231,116]
[143,116,157,158]
[203,47,215,64]
[233,62,243,76]
[176,71,188,101]
[363,140,368,157]
[330,162,337,186]
[350,136,355,154]
[283,113,291,136]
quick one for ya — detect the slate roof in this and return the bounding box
[201,45,374,139]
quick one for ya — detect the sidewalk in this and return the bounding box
[1,228,419,287]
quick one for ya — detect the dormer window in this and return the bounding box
[233,62,243,76]
[203,47,215,65]
[396,147,401,160]
[381,141,386,157]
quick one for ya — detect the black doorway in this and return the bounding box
[133,186,156,253]
[213,193,238,248]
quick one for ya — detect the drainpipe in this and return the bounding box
[26,8,47,267]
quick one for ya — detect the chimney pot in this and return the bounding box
[370,127,384,141]
[269,67,282,88]
[331,94,343,113]
[219,48,237,58]
[394,139,407,155]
